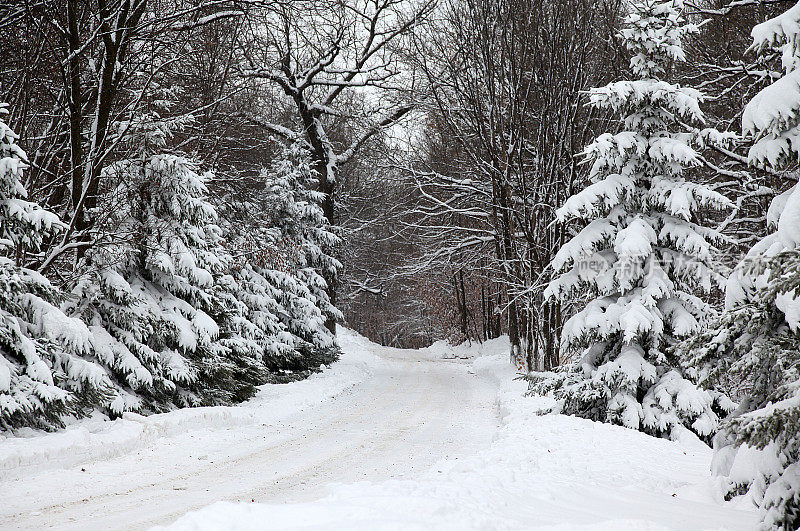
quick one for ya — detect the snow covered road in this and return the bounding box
[0,331,500,530]
[1,331,759,530]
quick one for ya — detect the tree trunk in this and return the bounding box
[66,0,85,241]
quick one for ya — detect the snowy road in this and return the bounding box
[0,333,501,530]
[1,332,759,530]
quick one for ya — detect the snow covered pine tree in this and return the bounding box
[249,141,342,368]
[531,0,733,440]
[68,114,275,413]
[679,4,800,528]
[223,151,342,377]
[0,104,114,429]
[216,139,341,379]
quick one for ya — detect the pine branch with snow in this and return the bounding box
[679,250,800,530]
[680,6,800,526]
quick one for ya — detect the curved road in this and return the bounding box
[0,342,501,530]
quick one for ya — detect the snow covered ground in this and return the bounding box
[1,330,757,530]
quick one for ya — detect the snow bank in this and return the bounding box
[0,408,251,480]
[421,335,510,360]
[0,328,379,481]
[160,353,757,531]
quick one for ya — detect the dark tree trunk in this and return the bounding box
[66,0,85,238]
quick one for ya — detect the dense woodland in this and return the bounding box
[2,0,800,527]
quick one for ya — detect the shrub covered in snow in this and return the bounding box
[0,104,116,430]
[530,0,732,440]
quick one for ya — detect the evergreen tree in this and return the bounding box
[679,5,800,528]
[682,251,800,530]
[0,104,114,429]
[68,153,240,410]
[217,140,342,373]
[68,114,264,411]
[531,0,733,439]
[252,141,342,365]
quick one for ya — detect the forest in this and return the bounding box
[1,0,800,529]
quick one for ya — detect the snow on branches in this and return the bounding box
[62,121,342,417]
[242,141,342,359]
[680,4,800,528]
[0,105,115,430]
[534,0,732,440]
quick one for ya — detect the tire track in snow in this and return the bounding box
[0,349,500,530]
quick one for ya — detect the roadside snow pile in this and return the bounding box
[160,353,757,531]
[422,335,510,360]
[0,328,379,481]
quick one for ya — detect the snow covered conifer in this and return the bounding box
[0,104,113,429]
[216,139,340,373]
[69,153,243,410]
[68,113,262,411]
[678,5,800,528]
[256,141,342,363]
[681,250,800,530]
[532,0,733,439]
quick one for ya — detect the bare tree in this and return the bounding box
[403,0,624,369]
[1,0,251,273]
[239,0,435,332]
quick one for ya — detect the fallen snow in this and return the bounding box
[0,329,381,482]
[1,330,758,530]
[0,329,499,529]
[161,343,758,531]
[420,334,511,360]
